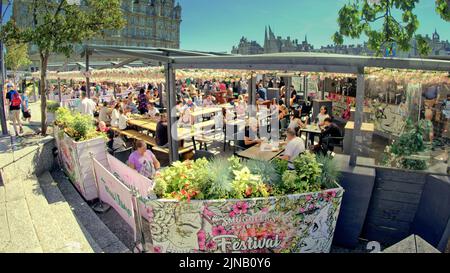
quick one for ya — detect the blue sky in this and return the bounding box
[177,0,450,52]
[2,0,449,53]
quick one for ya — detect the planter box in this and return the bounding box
[47,112,55,124]
[145,185,344,253]
[54,126,107,201]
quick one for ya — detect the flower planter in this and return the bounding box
[54,126,108,201]
[145,185,343,253]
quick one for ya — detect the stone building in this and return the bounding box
[231,37,264,55]
[12,0,182,65]
[231,25,313,55]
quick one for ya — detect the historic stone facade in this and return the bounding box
[231,25,313,55]
[12,0,182,64]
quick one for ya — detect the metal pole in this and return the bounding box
[349,67,365,166]
[286,77,292,109]
[57,78,62,103]
[165,63,179,163]
[0,0,9,136]
[85,48,90,98]
[133,194,148,253]
[89,152,111,213]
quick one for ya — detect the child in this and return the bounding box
[21,90,31,123]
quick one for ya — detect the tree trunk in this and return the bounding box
[40,54,48,135]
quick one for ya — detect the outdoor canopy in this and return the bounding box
[74,45,450,165]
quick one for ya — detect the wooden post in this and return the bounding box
[85,48,91,98]
[165,63,179,163]
[349,67,365,166]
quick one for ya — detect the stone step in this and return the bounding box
[20,175,68,252]
[1,173,43,253]
[38,172,101,253]
[50,171,130,253]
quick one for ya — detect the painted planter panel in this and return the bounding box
[146,187,343,253]
[54,126,107,201]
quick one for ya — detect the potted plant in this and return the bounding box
[46,100,60,124]
[54,107,107,201]
[145,153,344,253]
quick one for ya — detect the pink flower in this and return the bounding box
[229,211,236,218]
[309,204,315,210]
[327,190,336,197]
[261,207,269,213]
[197,230,207,250]
[305,195,312,201]
[153,246,161,253]
[247,227,257,237]
[238,230,248,241]
[203,207,215,217]
[266,233,277,240]
[206,240,217,250]
[233,201,249,214]
[212,225,227,236]
[299,207,305,213]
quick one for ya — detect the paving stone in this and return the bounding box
[415,235,440,253]
[38,172,98,253]
[5,199,42,253]
[4,178,25,202]
[0,184,5,204]
[22,177,67,252]
[0,201,10,248]
[52,171,127,252]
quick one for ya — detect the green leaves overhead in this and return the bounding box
[333,0,436,56]
[436,0,450,21]
[1,0,125,58]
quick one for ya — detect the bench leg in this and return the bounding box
[192,137,197,151]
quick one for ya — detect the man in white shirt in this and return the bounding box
[118,108,129,130]
[279,129,305,169]
[78,92,97,116]
[146,103,160,118]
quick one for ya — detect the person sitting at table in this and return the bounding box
[98,101,111,125]
[156,113,169,148]
[118,108,130,130]
[110,103,121,128]
[279,129,305,169]
[278,99,289,120]
[238,117,262,149]
[314,117,342,155]
[203,95,215,108]
[152,88,161,107]
[128,140,160,179]
[288,110,306,133]
[310,106,330,146]
[146,102,160,119]
[138,88,148,115]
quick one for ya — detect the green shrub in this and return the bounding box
[46,100,60,113]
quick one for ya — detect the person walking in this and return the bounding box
[5,83,24,136]
[78,92,97,116]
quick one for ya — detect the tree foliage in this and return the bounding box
[436,0,450,21]
[332,0,444,56]
[5,41,32,83]
[0,0,125,135]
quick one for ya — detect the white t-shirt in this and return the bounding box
[98,107,110,123]
[111,109,120,127]
[147,107,160,118]
[79,98,97,116]
[283,137,305,169]
[317,113,330,124]
[118,114,128,130]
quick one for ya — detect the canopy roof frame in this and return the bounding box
[78,45,450,165]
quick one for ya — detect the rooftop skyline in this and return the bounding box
[178,0,450,52]
[2,0,449,53]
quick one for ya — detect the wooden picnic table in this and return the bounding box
[190,107,223,118]
[236,143,284,162]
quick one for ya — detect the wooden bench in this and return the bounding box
[114,128,194,157]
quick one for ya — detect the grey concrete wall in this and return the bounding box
[411,175,450,252]
[362,167,428,245]
[333,155,376,248]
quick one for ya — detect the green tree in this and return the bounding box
[0,0,125,135]
[333,0,449,56]
[5,41,32,85]
[436,0,450,21]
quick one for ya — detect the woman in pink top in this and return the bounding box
[128,140,161,179]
